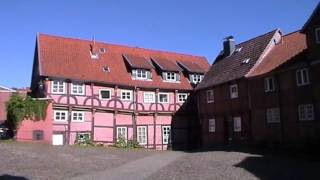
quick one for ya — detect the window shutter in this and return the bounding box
[132,69,137,78]
[146,71,152,79]
[162,72,167,80]
[176,73,181,81]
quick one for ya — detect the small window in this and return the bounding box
[163,72,179,82]
[298,104,314,121]
[206,90,214,103]
[76,133,90,143]
[99,89,111,100]
[137,126,147,145]
[144,92,155,103]
[266,108,280,123]
[116,127,127,140]
[121,90,133,101]
[208,118,215,132]
[315,28,320,44]
[52,80,65,94]
[162,126,171,144]
[158,93,169,103]
[90,51,99,59]
[264,77,275,92]
[296,68,310,86]
[71,82,85,95]
[177,93,188,103]
[54,110,68,122]
[190,74,204,84]
[230,84,238,99]
[33,130,44,140]
[233,117,241,132]
[71,111,84,122]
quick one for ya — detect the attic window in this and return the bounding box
[235,47,242,53]
[103,66,110,72]
[99,48,106,54]
[90,51,99,59]
[242,58,251,64]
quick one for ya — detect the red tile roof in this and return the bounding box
[123,54,154,70]
[151,57,182,72]
[37,34,209,90]
[178,60,206,74]
[246,31,307,78]
[196,29,278,90]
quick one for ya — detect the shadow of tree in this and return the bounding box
[0,174,29,180]
[234,155,320,180]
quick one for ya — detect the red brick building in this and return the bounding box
[0,85,16,125]
[247,5,320,146]
[196,3,320,148]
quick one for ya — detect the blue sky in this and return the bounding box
[0,0,318,88]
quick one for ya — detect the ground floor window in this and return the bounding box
[162,126,171,144]
[32,130,44,140]
[76,133,90,143]
[137,126,147,145]
[233,117,241,132]
[208,118,215,132]
[116,127,127,140]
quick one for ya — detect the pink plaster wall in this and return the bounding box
[16,102,53,143]
[94,127,113,142]
[116,114,132,125]
[94,112,113,126]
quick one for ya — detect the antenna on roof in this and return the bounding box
[92,36,96,45]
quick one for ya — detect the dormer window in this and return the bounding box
[90,51,99,59]
[315,28,320,44]
[132,69,152,80]
[162,72,180,82]
[189,74,204,84]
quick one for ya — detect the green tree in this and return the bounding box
[6,93,48,132]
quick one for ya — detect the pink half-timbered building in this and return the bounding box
[17,34,209,150]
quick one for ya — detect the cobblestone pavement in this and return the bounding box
[0,142,319,180]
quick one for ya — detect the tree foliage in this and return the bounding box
[6,93,48,130]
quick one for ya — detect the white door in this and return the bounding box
[52,134,64,145]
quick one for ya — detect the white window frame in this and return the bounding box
[158,93,170,103]
[137,126,147,145]
[209,118,215,132]
[99,89,112,100]
[296,68,310,86]
[190,74,204,84]
[116,127,128,140]
[143,92,155,103]
[298,104,314,121]
[206,90,214,103]
[230,84,239,99]
[71,111,85,122]
[315,27,320,44]
[51,80,66,94]
[71,82,85,95]
[177,93,188,103]
[165,72,177,82]
[266,108,280,123]
[233,117,241,132]
[53,110,68,122]
[121,90,133,101]
[264,77,275,92]
[162,126,171,144]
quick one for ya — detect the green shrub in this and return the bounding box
[115,137,141,149]
[75,133,93,146]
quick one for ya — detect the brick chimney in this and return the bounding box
[223,36,235,57]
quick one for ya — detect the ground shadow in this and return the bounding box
[234,155,320,180]
[0,174,29,180]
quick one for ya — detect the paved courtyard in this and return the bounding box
[0,142,319,180]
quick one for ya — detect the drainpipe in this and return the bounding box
[275,74,284,144]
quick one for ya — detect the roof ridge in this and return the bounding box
[236,28,279,46]
[38,33,207,60]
